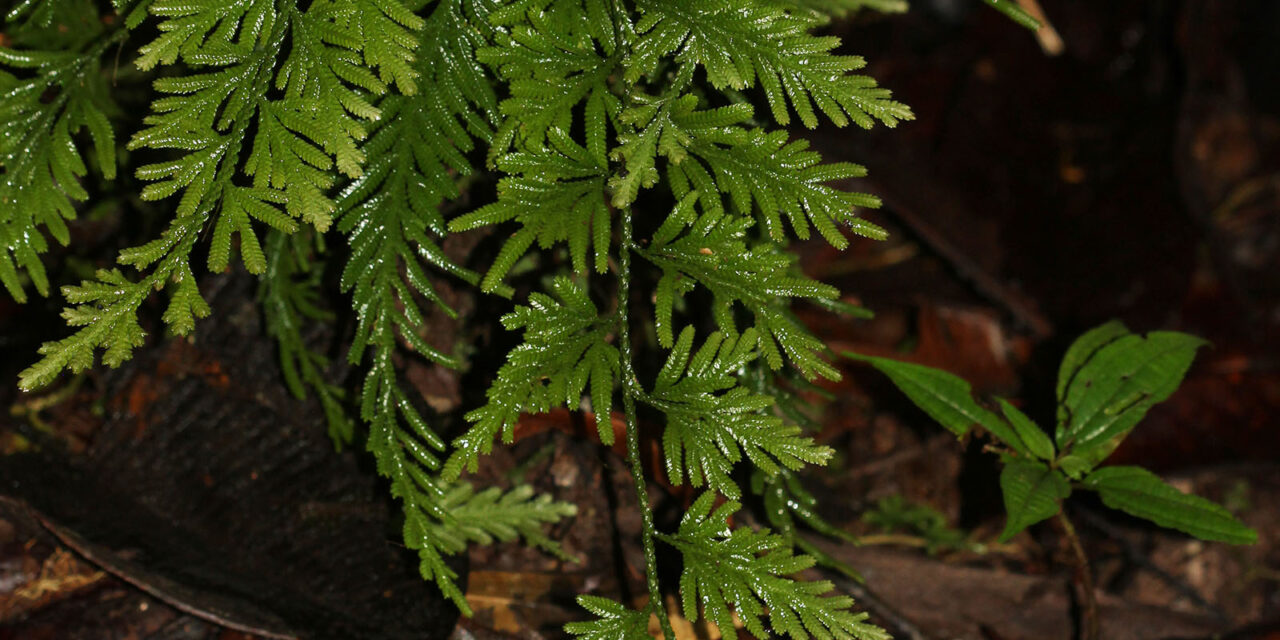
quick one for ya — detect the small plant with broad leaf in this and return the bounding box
[848,321,1257,639]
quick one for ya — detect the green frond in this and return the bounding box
[478,0,621,157]
[450,130,611,287]
[0,31,124,302]
[676,112,887,246]
[429,482,579,559]
[640,214,842,379]
[650,328,833,499]
[446,276,620,479]
[661,494,889,640]
[565,596,652,640]
[11,0,908,628]
[18,215,205,391]
[337,0,498,373]
[331,0,510,604]
[610,93,885,245]
[128,0,426,286]
[361,345,468,608]
[260,230,354,446]
[629,0,912,128]
[608,93,692,208]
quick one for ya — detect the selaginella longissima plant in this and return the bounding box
[0,0,1069,636]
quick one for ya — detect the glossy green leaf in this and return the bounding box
[1057,330,1207,469]
[998,460,1070,542]
[446,276,620,479]
[1083,466,1257,545]
[1056,320,1130,412]
[996,398,1055,461]
[846,353,1018,445]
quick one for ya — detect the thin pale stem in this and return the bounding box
[618,205,675,640]
[1057,511,1099,640]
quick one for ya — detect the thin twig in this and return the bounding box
[1072,506,1227,621]
[1014,0,1065,56]
[1057,511,1099,640]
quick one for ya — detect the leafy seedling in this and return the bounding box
[848,321,1256,638]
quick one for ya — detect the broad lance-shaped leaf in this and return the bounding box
[661,494,889,640]
[1055,320,1129,419]
[998,460,1070,542]
[846,353,1026,447]
[996,398,1055,461]
[565,596,651,640]
[1057,329,1206,469]
[1082,466,1257,545]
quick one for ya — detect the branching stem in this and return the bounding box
[617,205,675,640]
[1057,511,1098,640]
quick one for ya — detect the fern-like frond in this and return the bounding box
[678,110,887,247]
[429,482,578,559]
[330,0,504,605]
[641,214,842,379]
[565,596,652,640]
[338,0,497,376]
[0,30,124,302]
[18,216,206,390]
[22,0,429,389]
[629,0,912,128]
[609,94,885,246]
[450,129,611,289]
[130,0,424,269]
[260,230,354,446]
[651,328,832,499]
[661,494,889,640]
[446,276,620,478]
[478,0,620,156]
